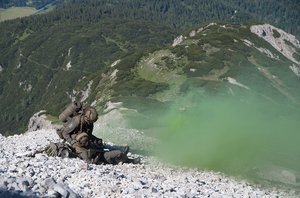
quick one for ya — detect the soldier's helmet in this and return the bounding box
[84,106,98,123]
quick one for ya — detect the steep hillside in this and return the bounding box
[100,23,300,129]
[1,20,300,135]
[0,0,299,134]
[0,19,176,134]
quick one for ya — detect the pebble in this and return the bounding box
[0,129,299,198]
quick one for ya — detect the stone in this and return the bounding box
[35,153,47,161]
[47,189,60,198]
[52,183,70,198]
[41,178,56,189]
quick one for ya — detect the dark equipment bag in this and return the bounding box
[59,101,83,123]
[46,142,78,158]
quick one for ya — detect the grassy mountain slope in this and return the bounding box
[98,23,300,131]
[0,0,300,135]
[0,20,176,135]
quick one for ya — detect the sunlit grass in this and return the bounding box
[0,7,37,22]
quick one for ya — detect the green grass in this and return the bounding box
[45,114,62,124]
[136,49,187,101]
[0,7,37,22]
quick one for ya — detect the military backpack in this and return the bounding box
[45,142,77,158]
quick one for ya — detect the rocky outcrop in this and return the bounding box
[250,24,300,64]
[172,35,184,47]
[27,111,60,132]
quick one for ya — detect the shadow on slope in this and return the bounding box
[0,188,37,198]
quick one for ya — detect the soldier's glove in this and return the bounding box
[79,136,90,147]
[96,139,103,147]
[70,140,77,146]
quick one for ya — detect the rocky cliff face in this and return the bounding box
[27,111,60,132]
[250,24,300,64]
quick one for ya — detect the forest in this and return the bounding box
[1,0,299,37]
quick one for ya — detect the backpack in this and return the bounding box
[59,101,83,123]
[45,142,77,158]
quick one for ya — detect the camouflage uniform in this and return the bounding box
[61,114,100,146]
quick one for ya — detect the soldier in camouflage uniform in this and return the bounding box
[58,104,138,164]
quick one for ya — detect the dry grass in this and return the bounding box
[0,7,37,22]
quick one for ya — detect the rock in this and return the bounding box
[111,185,119,193]
[139,178,147,185]
[52,183,70,198]
[27,111,58,132]
[35,153,47,161]
[152,187,158,193]
[47,189,60,198]
[41,178,56,189]
[16,179,30,192]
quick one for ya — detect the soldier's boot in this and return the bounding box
[103,150,129,165]
[103,150,141,165]
[91,154,102,165]
[126,157,141,164]
[104,144,129,154]
[121,146,130,155]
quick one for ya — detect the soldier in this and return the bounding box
[58,104,138,164]
[60,106,101,147]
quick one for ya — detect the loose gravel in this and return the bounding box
[0,129,298,197]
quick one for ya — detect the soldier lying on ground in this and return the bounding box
[53,102,140,164]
